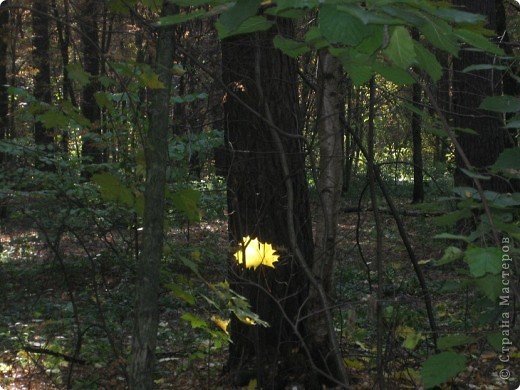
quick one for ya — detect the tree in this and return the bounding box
[32,0,53,151]
[78,0,103,166]
[0,2,8,218]
[128,3,177,389]
[222,20,322,388]
[307,50,349,386]
[451,0,513,191]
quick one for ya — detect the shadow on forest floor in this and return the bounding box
[0,208,518,389]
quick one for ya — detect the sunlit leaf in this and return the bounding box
[435,246,464,266]
[211,315,230,335]
[234,236,279,270]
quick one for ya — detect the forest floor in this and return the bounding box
[0,204,518,389]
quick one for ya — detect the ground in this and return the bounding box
[0,205,518,389]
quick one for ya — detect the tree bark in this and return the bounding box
[32,0,54,150]
[0,2,8,218]
[451,0,513,191]
[128,3,177,389]
[78,0,103,166]
[222,21,317,388]
[306,50,348,386]
[411,81,424,203]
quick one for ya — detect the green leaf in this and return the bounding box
[414,42,442,82]
[420,352,466,389]
[273,35,310,58]
[402,331,422,350]
[438,334,477,350]
[67,63,91,87]
[459,167,490,180]
[304,26,329,49]
[92,173,134,207]
[319,5,369,46]
[419,16,458,56]
[219,0,261,33]
[166,283,196,305]
[170,188,201,222]
[330,47,373,85]
[479,95,520,113]
[464,247,502,277]
[434,208,471,227]
[373,61,414,85]
[432,7,486,24]
[463,64,508,73]
[435,246,463,266]
[455,28,504,56]
[216,16,274,39]
[139,71,165,89]
[39,110,69,129]
[384,26,416,69]
[486,332,502,351]
[181,313,207,329]
[337,4,401,25]
[433,232,471,242]
[474,274,502,301]
[491,148,520,172]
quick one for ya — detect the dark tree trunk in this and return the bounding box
[411,82,424,203]
[128,4,177,389]
[32,0,54,153]
[451,0,513,191]
[0,2,8,218]
[79,0,103,166]
[222,21,315,388]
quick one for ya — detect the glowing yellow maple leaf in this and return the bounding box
[233,236,279,270]
[211,315,230,335]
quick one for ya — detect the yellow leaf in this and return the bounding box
[233,236,279,270]
[211,315,230,335]
[247,379,257,390]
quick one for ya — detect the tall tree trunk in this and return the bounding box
[222,21,318,388]
[306,50,348,386]
[411,81,424,203]
[0,2,8,218]
[78,0,103,166]
[32,0,54,154]
[128,4,177,389]
[451,0,512,191]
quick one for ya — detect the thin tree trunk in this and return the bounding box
[411,81,424,203]
[0,2,8,218]
[128,3,177,389]
[307,50,349,386]
[32,0,54,152]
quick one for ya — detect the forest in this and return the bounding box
[0,0,519,388]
